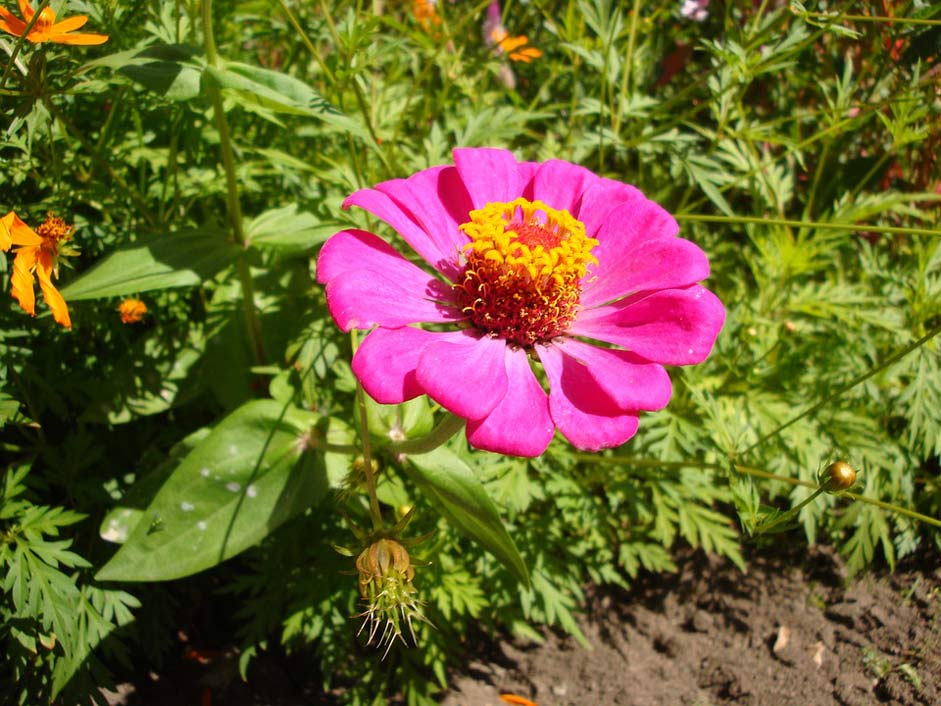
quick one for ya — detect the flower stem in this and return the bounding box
[0,0,50,90]
[799,11,941,26]
[390,414,466,455]
[612,0,641,137]
[201,0,266,366]
[571,455,941,529]
[675,213,941,238]
[732,464,941,530]
[351,330,383,531]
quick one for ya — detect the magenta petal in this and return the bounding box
[453,147,523,210]
[573,285,726,365]
[466,346,554,457]
[581,235,710,308]
[574,176,646,238]
[537,344,640,451]
[325,269,462,331]
[527,159,597,214]
[344,185,460,277]
[317,229,447,287]
[353,327,441,403]
[416,332,508,421]
[373,165,472,280]
[549,338,672,411]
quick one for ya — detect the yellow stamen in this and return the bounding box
[455,198,597,346]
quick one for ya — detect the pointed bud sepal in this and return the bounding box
[355,538,429,657]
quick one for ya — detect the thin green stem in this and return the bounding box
[742,322,941,457]
[315,0,391,176]
[612,0,641,137]
[351,331,383,531]
[732,464,941,529]
[843,490,941,529]
[573,455,941,530]
[0,0,49,90]
[801,11,941,26]
[201,0,266,366]
[675,213,941,238]
[277,0,337,86]
[389,414,466,455]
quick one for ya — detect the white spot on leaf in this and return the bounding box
[226,482,241,493]
[200,467,211,478]
[246,484,257,498]
[180,501,195,512]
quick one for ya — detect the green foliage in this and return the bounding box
[1,0,940,704]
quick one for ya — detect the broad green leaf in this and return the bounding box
[95,400,328,582]
[61,229,240,300]
[404,447,528,585]
[204,62,372,141]
[85,44,203,101]
[0,394,20,424]
[246,205,341,253]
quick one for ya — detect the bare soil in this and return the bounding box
[101,546,941,706]
[441,547,941,706]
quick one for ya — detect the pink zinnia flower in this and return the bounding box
[317,148,725,457]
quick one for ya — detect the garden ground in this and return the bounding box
[100,545,941,706]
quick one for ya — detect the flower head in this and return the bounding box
[118,298,147,324]
[1,210,77,328]
[484,2,541,63]
[0,1,108,45]
[679,0,709,22]
[317,148,725,457]
[412,0,440,32]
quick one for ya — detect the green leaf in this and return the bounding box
[95,400,328,582]
[245,205,340,253]
[204,62,372,141]
[60,229,240,300]
[86,44,203,101]
[404,447,528,585]
[365,397,435,446]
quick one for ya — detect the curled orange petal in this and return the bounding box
[17,0,34,23]
[36,255,71,329]
[499,695,538,706]
[11,247,38,317]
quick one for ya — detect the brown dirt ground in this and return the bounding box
[440,547,941,706]
[100,546,941,706]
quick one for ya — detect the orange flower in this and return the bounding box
[0,1,108,45]
[1,211,77,329]
[118,298,147,324]
[491,28,542,63]
[413,0,441,32]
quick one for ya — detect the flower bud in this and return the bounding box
[820,461,857,492]
[355,539,425,655]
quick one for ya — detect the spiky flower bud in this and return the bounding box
[355,538,425,656]
[820,461,857,492]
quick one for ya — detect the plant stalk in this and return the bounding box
[201,0,266,365]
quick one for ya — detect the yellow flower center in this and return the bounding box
[455,198,598,346]
[35,214,73,256]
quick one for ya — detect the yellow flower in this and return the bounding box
[0,1,108,45]
[118,298,147,324]
[491,27,542,63]
[1,211,77,329]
